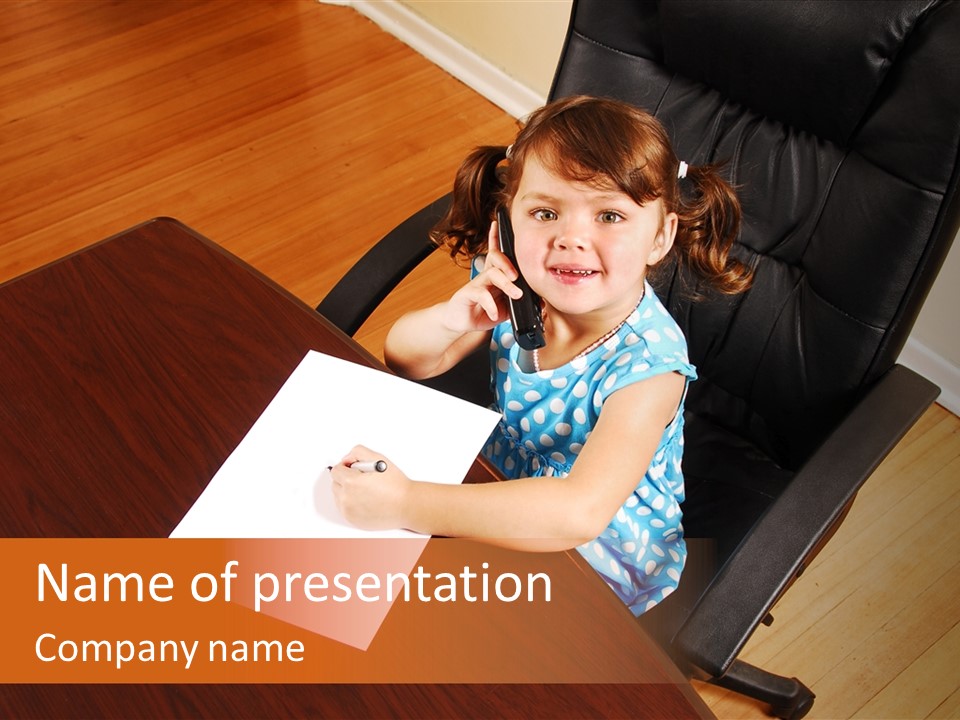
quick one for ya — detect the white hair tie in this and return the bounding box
[677,160,689,179]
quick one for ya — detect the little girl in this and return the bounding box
[331,95,752,615]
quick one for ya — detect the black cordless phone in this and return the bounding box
[496,207,545,350]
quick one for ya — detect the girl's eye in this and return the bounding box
[599,211,625,223]
[532,209,558,222]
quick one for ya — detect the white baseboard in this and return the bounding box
[899,337,960,417]
[340,0,545,119]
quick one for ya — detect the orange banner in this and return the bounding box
[2,538,681,685]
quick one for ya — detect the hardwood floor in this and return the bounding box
[0,0,517,298]
[3,2,958,718]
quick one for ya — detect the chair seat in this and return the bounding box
[682,412,795,566]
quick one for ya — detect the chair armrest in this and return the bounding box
[316,193,451,336]
[673,363,940,678]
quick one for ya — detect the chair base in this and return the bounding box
[710,660,815,720]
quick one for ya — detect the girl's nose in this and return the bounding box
[555,216,591,250]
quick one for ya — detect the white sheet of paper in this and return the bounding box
[170,350,500,539]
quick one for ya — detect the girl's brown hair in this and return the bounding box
[432,95,752,294]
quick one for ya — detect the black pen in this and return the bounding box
[349,460,388,473]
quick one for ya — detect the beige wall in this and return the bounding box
[398,0,572,98]
[912,240,959,366]
[396,0,959,374]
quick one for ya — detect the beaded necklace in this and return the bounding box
[530,294,641,373]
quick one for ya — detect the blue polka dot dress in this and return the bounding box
[481,279,696,615]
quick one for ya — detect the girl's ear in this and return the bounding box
[647,211,678,266]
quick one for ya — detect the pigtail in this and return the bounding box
[431,146,508,263]
[673,163,754,294]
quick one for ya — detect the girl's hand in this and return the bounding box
[440,220,524,334]
[384,220,526,380]
[329,445,412,531]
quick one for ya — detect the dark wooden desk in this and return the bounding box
[0,219,712,719]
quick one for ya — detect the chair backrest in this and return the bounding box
[550,0,959,467]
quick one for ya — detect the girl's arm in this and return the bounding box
[331,371,686,551]
[384,221,522,380]
[383,304,489,380]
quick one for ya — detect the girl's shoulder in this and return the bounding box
[598,284,695,387]
[623,283,687,353]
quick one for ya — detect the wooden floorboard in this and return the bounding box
[3,2,958,718]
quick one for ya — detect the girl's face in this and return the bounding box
[510,152,677,323]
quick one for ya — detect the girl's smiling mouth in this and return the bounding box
[550,265,599,282]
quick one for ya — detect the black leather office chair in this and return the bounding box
[318,1,960,717]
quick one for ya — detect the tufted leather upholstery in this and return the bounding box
[555,0,957,466]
